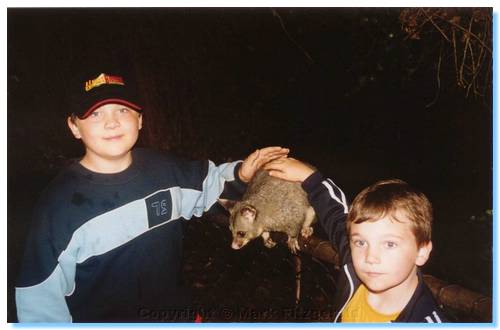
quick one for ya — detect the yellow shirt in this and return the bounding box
[341,284,400,323]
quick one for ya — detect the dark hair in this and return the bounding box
[69,113,78,124]
[347,179,433,246]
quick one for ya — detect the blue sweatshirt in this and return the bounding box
[15,148,246,322]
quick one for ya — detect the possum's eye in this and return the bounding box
[237,231,246,238]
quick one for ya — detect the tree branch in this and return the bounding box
[270,9,314,65]
[426,42,442,108]
[420,9,451,42]
[441,16,492,53]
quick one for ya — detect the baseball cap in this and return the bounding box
[70,72,142,119]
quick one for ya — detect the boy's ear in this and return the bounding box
[138,113,143,130]
[415,241,433,266]
[218,199,236,212]
[67,116,82,139]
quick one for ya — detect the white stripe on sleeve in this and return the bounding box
[432,311,442,323]
[322,179,348,214]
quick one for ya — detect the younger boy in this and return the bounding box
[265,158,448,323]
[15,71,289,322]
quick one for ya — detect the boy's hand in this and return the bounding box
[239,147,289,183]
[264,157,315,183]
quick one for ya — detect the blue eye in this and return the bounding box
[385,241,397,248]
[353,240,366,247]
[90,111,100,117]
[119,108,129,113]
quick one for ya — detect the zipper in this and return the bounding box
[334,264,355,322]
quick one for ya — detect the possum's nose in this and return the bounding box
[231,241,243,249]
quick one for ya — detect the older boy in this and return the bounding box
[15,71,289,322]
[265,158,448,323]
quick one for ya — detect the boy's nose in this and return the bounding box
[365,246,381,264]
[104,115,120,129]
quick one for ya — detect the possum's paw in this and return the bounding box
[287,237,300,254]
[263,238,277,248]
[301,226,314,238]
[261,232,277,248]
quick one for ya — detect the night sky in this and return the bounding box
[7,7,494,322]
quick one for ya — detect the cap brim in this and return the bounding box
[79,98,142,119]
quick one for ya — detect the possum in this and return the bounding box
[219,169,316,254]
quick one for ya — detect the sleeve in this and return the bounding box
[177,159,247,220]
[15,201,74,322]
[301,171,351,263]
[218,161,247,200]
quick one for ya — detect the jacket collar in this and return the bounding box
[394,268,444,322]
[339,264,444,323]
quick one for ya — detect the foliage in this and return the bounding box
[400,8,492,104]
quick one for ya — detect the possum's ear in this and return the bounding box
[218,199,236,211]
[240,206,256,222]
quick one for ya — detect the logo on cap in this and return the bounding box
[85,73,125,92]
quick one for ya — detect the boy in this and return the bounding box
[15,71,289,322]
[265,158,448,323]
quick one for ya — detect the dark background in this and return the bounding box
[7,8,493,322]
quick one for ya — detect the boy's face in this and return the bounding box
[349,211,432,296]
[67,103,142,162]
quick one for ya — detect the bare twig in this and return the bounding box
[426,42,442,108]
[270,8,314,65]
[458,17,474,88]
[442,16,492,53]
[466,40,477,97]
[402,8,437,40]
[474,31,486,77]
[294,254,302,305]
[400,8,491,101]
[420,8,451,42]
[483,34,493,94]
[468,23,489,97]
[452,29,461,87]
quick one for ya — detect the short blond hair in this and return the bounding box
[347,179,433,246]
